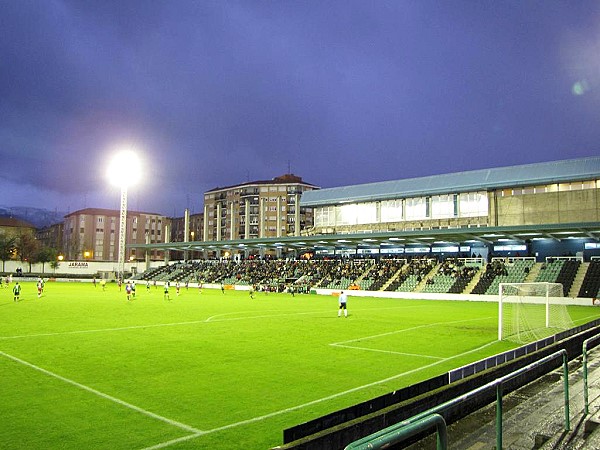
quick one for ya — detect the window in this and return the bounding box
[431,194,454,219]
[522,186,535,195]
[459,192,488,217]
[381,200,403,222]
[405,197,427,220]
[336,203,376,225]
[315,206,335,227]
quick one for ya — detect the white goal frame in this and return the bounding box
[498,282,567,341]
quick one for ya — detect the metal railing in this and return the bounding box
[345,413,447,450]
[345,349,569,450]
[583,333,600,415]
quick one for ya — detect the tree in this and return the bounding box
[0,233,16,272]
[50,260,60,274]
[15,231,41,273]
[36,247,57,274]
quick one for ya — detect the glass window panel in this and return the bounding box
[405,197,427,220]
[381,200,403,222]
[459,192,488,217]
[431,194,454,218]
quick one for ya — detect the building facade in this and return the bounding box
[63,208,166,261]
[36,222,65,253]
[0,217,37,237]
[302,157,600,234]
[169,211,204,260]
[203,174,318,241]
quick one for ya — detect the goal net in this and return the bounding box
[498,282,574,343]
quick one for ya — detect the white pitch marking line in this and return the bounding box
[141,340,500,449]
[0,302,430,340]
[204,309,331,322]
[141,433,204,450]
[0,350,204,435]
[0,321,210,340]
[0,310,333,340]
[331,316,494,346]
[330,344,444,359]
[574,314,600,325]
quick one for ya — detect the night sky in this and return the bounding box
[1,1,599,217]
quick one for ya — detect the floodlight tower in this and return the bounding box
[107,150,141,282]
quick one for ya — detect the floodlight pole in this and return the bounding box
[117,185,128,281]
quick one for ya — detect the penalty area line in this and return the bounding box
[141,340,500,449]
[329,344,444,359]
[331,316,494,346]
[0,350,203,436]
[141,432,205,450]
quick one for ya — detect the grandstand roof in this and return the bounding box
[129,221,600,254]
[300,157,600,207]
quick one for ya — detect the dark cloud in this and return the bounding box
[1,1,599,215]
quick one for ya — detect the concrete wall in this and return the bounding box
[496,189,599,226]
[0,260,165,276]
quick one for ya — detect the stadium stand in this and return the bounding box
[135,256,600,299]
[579,259,600,299]
[535,258,582,296]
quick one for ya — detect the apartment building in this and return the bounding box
[203,174,318,241]
[63,208,166,261]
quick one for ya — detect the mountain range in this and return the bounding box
[0,206,66,229]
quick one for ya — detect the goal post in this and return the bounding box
[498,282,573,343]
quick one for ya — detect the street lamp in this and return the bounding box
[107,150,141,282]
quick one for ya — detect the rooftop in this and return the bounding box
[300,156,600,207]
[206,173,318,194]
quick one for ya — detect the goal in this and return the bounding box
[498,282,574,343]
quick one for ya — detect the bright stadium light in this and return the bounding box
[107,150,141,188]
[107,150,141,282]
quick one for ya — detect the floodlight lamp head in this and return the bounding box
[107,150,141,188]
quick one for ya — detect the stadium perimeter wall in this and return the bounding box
[1,260,164,276]
[112,282,598,304]
[311,288,595,305]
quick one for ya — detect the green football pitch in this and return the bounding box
[2,281,599,450]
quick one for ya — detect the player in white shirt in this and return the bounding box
[338,291,348,317]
